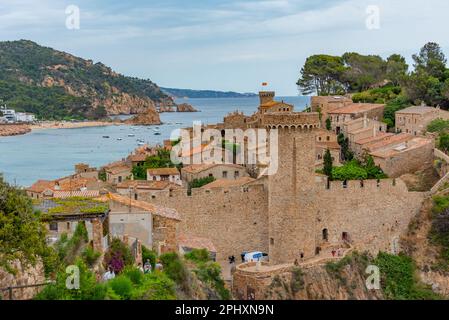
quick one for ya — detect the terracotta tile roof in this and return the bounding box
[201,177,255,189]
[328,103,385,115]
[52,190,100,199]
[260,100,293,108]
[395,105,437,115]
[147,167,179,176]
[355,132,394,145]
[106,165,131,175]
[178,234,217,253]
[116,180,178,190]
[56,176,96,191]
[27,180,54,193]
[364,133,412,152]
[97,193,181,221]
[370,137,433,159]
[128,153,147,162]
[182,163,245,174]
[27,176,97,193]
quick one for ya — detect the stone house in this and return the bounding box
[26,175,101,200]
[181,163,249,184]
[315,129,341,168]
[395,105,449,136]
[369,136,434,177]
[327,103,385,134]
[116,179,181,200]
[310,95,353,127]
[103,193,181,254]
[147,167,182,185]
[105,163,132,185]
[342,116,387,151]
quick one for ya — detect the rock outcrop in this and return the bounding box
[125,108,161,125]
[176,103,198,112]
[0,124,31,137]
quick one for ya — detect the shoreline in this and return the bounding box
[29,121,123,131]
[0,121,122,137]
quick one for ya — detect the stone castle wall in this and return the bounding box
[146,184,269,262]
[312,177,425,255]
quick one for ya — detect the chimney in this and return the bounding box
[363,113,367,128]
[373,125,377,138]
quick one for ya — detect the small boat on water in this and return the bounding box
[102,135,110,139]
[128,134,135,137]
[117,138,123,141]
[138,142,145,146]
[154,132,161,136]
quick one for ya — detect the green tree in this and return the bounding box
[325,117,332,131]
[323,149,333,180]
[386,54,409,86]
[342,52,387,92]
[297,55,346,95]
[0,176,56,275]
[413,42,447,80]
[439,133,449,152]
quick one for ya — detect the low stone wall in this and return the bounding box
[0,260,46,300]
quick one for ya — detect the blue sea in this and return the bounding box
[0,96,309,187]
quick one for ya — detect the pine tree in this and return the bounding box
[323,149,333,180]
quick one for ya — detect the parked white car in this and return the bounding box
[243,251,269,263]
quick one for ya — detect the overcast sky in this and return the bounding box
[0,0,448,95]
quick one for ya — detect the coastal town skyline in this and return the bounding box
[1,0,448,95]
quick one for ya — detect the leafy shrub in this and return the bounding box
[374,252,439,300]
[159,252,189,285]
[184,249,210,264]
[122,266,144,285]
[190,176,215,189]
[427,119,449,134]
[35,259,107,300]
[104,238,134,274]
[131,272,176,300]
[194,261,230,300]
[109,275,134,300]
[81,246,101,267]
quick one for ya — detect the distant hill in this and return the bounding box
[161,87,257,99]
[0,40,173,120]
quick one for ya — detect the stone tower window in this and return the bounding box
[270,238,274,245]
[322,229,328,241]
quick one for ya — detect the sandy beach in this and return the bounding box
[29,121,122,131]
[0,121,123,137]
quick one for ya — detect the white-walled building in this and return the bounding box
[147,167,182,186]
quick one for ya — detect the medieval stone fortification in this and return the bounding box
[148,92,426,269]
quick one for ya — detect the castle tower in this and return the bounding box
[259,91,275,106]
[263,113,320,264]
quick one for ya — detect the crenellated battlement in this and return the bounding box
[262,112,320,129]
[315,176,411,193]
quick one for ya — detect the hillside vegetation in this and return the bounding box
[0,40,172,120]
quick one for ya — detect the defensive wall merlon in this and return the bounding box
[261,112,321,129]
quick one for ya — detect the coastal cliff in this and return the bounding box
[0,40,171,121]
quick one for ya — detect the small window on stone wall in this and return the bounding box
[270,238,274,245]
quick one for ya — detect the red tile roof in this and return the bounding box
[328,103,385,115]
[147,167,180,176]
